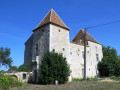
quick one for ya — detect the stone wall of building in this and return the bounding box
[70,41,103,79]
[32,24,50,82]
[24,35,33,63]
[49,24,70,61]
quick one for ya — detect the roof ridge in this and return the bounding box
[52,9,68,28]
[33,9,70,31]
[35,9,51,29]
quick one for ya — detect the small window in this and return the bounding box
[89,68,90,71]
[70,52,72,55]
[59,29,60,32]
[23,74,26,79]
[96,54,99,61]
[82,51,84,59]
[78,49,80,51]
[42,29,44,32]
[78,53,79,56]
[63,48,65,51]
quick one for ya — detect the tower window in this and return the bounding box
[63,48,65,51]
[82,51,84,59]
[96,54,99,61]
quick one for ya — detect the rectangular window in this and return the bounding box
[36,43,38,56]
[96,54,99,61]
[23,74,26,79]
[82,51,84,59]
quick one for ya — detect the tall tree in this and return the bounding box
[18,61,32,72]
[39,50,70,84]
[98,46,119,76]
[9,65,18,71]
[0,47,13,68]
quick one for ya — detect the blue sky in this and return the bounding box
[0,0,120,70]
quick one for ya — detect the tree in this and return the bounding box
[0,47,13,68]
[9,66,18,71]
[18,61,32,72]
[39,50,70,84]
[98,46,119,77]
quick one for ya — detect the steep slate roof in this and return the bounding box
[33,9,70,31]
[72,29,101,44]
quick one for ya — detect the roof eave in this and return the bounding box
[32,22,70,32]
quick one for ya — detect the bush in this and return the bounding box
[39,50,70,84]
[98,46,120,77]
[0,73,22,90]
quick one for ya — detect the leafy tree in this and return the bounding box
[9,65,18,71]
[39,50,70,84]
[18,61,32,72]
[0,47,13,68]
[98,46,119,76]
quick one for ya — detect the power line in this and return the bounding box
[86,20,120,29]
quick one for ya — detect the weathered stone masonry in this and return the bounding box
[24,9,103,82]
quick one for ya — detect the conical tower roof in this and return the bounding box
[33,9,70,31]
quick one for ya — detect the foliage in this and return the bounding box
[9,65,18,71]
[39,50,70,84]
[98,46,120,77]
[0,73,22,90]
[0,47,13,68]
[18,61,32,72]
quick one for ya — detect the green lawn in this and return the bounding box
[10,81,120,90]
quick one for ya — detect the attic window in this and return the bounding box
[59,29,60,32]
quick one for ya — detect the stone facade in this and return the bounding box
[24,9,103,82]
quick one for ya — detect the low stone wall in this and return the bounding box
[4,72,32,83]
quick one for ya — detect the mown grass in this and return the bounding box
[10,81,120,90]
[111,76,120,81]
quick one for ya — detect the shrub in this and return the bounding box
[0,74,22,90]
[39,50,70,84]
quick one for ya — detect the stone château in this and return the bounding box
[24,9,103,82]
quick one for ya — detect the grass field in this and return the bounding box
[10,81,120,90]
